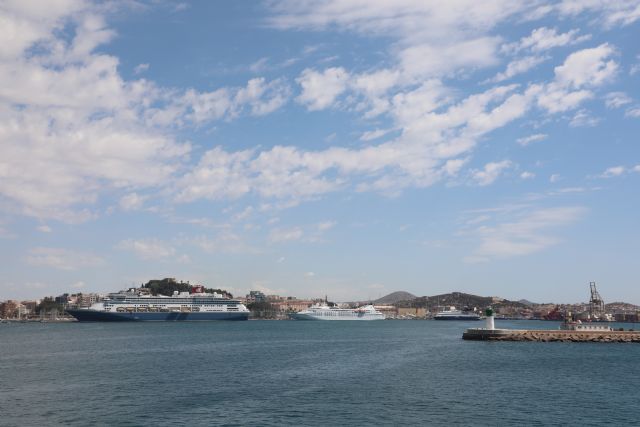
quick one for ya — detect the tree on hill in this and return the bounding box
[36,297,64,315]
[247,301,277,319]
[142,278,233,298]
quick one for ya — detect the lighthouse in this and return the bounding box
[485,307,495,330]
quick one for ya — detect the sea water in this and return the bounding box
[1,320,639,426]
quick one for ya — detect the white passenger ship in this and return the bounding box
[288,303,385,321]
[434,306,481,321]
[67,286,249,321]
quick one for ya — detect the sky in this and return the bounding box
[1,0,639,304]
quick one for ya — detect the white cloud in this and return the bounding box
[117,238,175,260]
[553,43,618,89]
[517,133,547,146]
[0,3,293,222]
[533,44,618,115]
[488,55,547,83]
[269,227,303,243]
[176,84,532,203]
[569,110,600,127]
[467,206,586,261]
[26,247,104,270]
[119,193,147,211]
[316,221,336,232]
[360,129,392,142]
[550,174,561,183]
[599,166,626,178]
[625,107,640,118]
[556,1,640,28]
[37,225,53,233]
[398,37,501,80]
[180,77,290,123]
[186,232,256,254]
[520,172,535,179]
[1,0,632,226]
[296,67,349,110]
[134,63,149,74]
[604,92,632,109]
[634,165,640,173]
[501,27,590,54]
[471,160,513,186]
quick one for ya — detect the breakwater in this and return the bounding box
[463,328,640,343]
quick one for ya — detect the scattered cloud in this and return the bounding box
[134,63,149,74]
[26,247,104,270]
[569,109,600,127]
[517,133,548,146]
[471,160,513,186]
[520,171,535,180]
[119,193,147,211]
[360,128,392,142]
[625,107,640,118]
[296,67,349,110]
[598,166,626,178]
[465,206,587,262]
[37,225,53,233]
[269,226,304,243]
[71,281,86,289]
[316,221,336,232]
[501,27,590,54]
[117,238,176,260]
[487,55,548,83]
[535,43,618,114]
[605,91,632,109]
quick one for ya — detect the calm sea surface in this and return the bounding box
[1,320,639,426]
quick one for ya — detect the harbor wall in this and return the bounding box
[463,329,640,343]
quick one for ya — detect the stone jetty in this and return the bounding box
[462,328,640,343]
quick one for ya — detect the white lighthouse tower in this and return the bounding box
[485,307,495,330]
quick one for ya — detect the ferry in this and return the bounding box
[559,319,612,332]
[288,304,385,321]
[66,286,249,321]
[434,306,481,321]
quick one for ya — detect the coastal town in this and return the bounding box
[2,278,639,322]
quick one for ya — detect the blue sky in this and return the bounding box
[1,0,639,303]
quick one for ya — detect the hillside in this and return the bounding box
[393,291,528,310]
[373,291,417,305]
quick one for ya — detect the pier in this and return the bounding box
[462,328,640,342]
[463,307,640,342]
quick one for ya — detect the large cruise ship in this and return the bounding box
[433,306,481,321]
[66,286,249,321]
[288,303,385,321]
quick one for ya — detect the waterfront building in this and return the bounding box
[246,290,267,303]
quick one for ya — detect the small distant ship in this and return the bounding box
[288,304,385,320]
[559,319,612,332]
[66,286,249,321]
[434,306,481,321]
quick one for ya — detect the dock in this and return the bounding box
[462,328,640,343]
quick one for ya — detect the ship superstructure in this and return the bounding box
[434,306,481,320]
[288,304,385,320]
[67,286,249,321]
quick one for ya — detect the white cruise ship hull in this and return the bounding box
[288,312,385,321]
[67,309,249,321]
